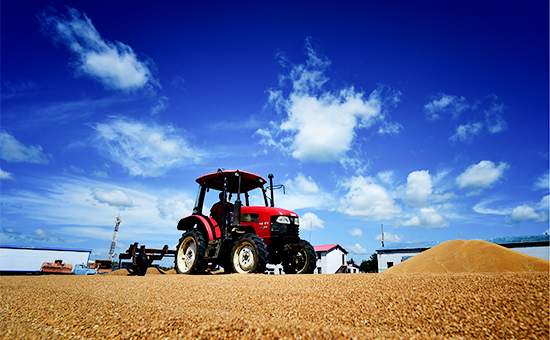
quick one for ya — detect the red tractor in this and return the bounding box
[174,169,316,274]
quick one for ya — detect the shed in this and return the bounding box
[376,235,549,272]
[0,245,92,274]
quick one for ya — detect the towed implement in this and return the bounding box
[119,243,176,276]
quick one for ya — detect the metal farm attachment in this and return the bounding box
[119,243,176,276]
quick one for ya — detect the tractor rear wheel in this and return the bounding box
[230,233,268,274]
[175,230,207,274]
[282,239,316,274]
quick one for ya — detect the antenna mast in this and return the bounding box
[381,223,385,248]
[108,213,122,261]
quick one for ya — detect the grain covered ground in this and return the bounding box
[1,272,548,339]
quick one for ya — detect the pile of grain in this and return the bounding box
[383,239,549,274]
[1,272,547,339]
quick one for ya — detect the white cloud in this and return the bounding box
[0,130,49,164]
[0,176,192,246]
[1,228,66,243]
[92,188,133,207]
[456,160,509,189]
[472,199,511,215]
[424,94,469,120]
[484,98,507,133]
[505,204,548,223]
[300,212,324,231]
[404,170,432,207]
[0,168,14,181]
[91,116,204,177]
[40,7,158,91]
[348,228,363,238]
[402,206,450,229]
[338,175,401,221]
[535,172,549,191]
[376,171,395,187]
[450,122,483,144]
[91,170,109,178]
[156,197,194,221]
[346,243,367,254]
[374,231,403,243]
[276,174,332,211]
[257,39,401,163]
[151,96,169,115]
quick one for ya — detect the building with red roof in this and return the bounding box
[313,244,360,274]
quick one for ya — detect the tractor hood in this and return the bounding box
[241,206,299,218]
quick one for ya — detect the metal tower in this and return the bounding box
[108,213,122,261]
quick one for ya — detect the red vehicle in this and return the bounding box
[175,170,316,274]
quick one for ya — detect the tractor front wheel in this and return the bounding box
[175,230,207,274]
[230,234,268,274]
[283,239,316,274]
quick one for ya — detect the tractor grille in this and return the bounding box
[270,215,299,237]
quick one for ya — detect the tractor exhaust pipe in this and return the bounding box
[233,170,242,225]
[268,174,275,207]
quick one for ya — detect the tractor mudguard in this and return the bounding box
[177,215,221,241]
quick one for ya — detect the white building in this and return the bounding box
[0,245,92,274]
[314,244,360,274]
[376,235,550,272]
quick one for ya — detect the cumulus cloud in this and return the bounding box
[456,160,509,189]
[39,7,158,91]
[402,207,450,229]
[424,93,469,120]
[0,130,49,164]
[348,228,363,238]
[338,175,401,221]
[374,231,403,243]
[257,38,401,163]
[505,205,548,223]
[91,116,204,177]
[92,187,133,207]
[156,197,194,221]
[534,172,549,191]
[450,122,483,144]
[346,243,367,254]
[276,173,332,210]
[300,212,325,231]
[404,170,432,207]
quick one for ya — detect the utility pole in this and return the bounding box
[108,213,121,262]
[381,223,385,247]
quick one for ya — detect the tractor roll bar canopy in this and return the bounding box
[196,170,267,193]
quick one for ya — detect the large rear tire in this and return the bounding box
[282,239,316,274]
[175,230,207,274]
[230,233,268,274]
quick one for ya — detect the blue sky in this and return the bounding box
[2,1,548,263]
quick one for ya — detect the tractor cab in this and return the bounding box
[192,169,269,219]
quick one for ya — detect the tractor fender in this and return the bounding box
[177,215,221,241]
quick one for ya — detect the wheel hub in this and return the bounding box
[237,245,254,271]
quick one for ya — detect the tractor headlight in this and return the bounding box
[275,216,291,224]
[294,217,299,225]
